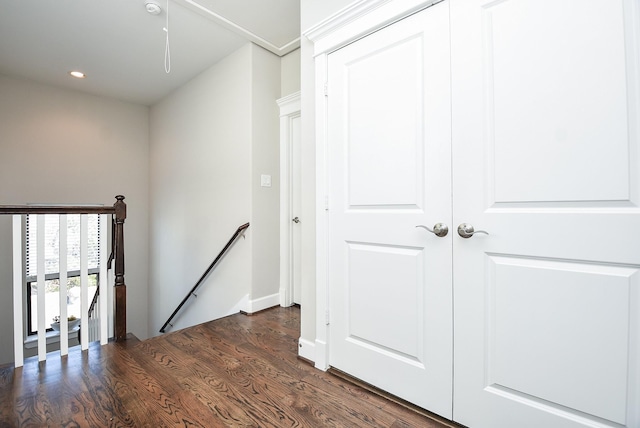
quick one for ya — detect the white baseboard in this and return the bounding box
[241,293,280,314]
[231,294,250,315]
[314,339,328,371]
[298,337,316,363]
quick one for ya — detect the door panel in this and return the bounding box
[345,35,425,208]
[347,243,424,359]
[328,2,453,418]
[486,0,630,204]
[488,255,634,425]
[452,0,640,427]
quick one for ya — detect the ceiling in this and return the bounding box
[0,0,300,106]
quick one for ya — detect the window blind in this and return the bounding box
[26,214,100,278]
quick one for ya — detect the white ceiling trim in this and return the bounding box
[304,0,441,56]
[175,0,300,56]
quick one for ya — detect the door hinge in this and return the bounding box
[324,82,328,97]
[325,309,330,325]
[324,195,329,211]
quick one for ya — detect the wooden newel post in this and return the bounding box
[114,195,127,341]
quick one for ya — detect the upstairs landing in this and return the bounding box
[0,307,453,427]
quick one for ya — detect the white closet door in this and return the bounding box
[451,0,640,427]
[327,3,453,418]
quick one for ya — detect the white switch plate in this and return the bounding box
[261,174,272,187]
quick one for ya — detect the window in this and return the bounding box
[25,214,101,335]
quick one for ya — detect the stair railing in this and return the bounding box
[159,222,249,333]
[0,195,127,367]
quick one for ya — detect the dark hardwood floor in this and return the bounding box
[0,306,456,427]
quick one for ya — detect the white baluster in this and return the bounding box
[99,213,108,345]
[80,214,88,351]
[37,215,46,361]
[59,215,68,356]
[12,215,24,368]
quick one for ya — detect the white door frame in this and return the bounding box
[304,0,443,371]
[278,91,301,307]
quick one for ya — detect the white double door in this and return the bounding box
[327,1,640,427]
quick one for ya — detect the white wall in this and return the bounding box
[0,74,150,365]
[250,45,282,305]
[281,48,301,98]
[299,0,355,359]
[148,43,282,334]
[149,45,253,334]
[301,1,355,30]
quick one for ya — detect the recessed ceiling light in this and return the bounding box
[69,71,86,79]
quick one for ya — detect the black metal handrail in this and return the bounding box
[159,222,250,333]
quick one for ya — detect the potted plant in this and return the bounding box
[51,315,80,331]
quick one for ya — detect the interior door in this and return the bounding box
[451,0,640,427]
[279,94,302,307]
[328,3,453,418]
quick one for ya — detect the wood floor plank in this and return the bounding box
[0,306,455,428]
[147,317,395,427]
[136,334,274,427]
[167,331,399,427]
[136,333,304,427]
[98,342,210,427]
